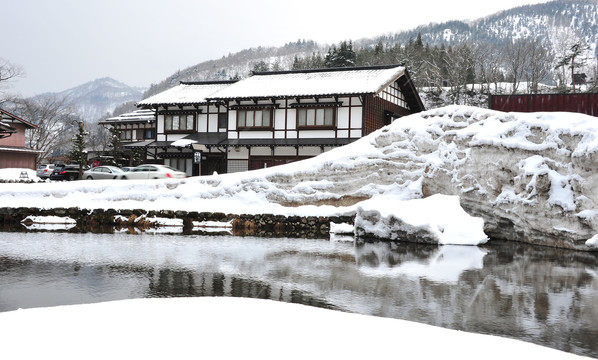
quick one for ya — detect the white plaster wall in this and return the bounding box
[351,107,363,128]
[298,147,322,156]
[157,115,165,141]
[298,130,335,138]
[208,115,218,132]
[274,109,286,129]
[251,147,272,156]
[198,114,208,132]
[275,147,296,156]
[350,129,362,138]
[239,131,272,139]
[228,111,237,131]
[337,130,349,138]
[227,147,249,160]
[337,108,349,128]
[286,109,297,130]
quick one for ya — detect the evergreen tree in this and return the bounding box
[70,121,88,178]
[107,126,128,167]
[325,41,356,68]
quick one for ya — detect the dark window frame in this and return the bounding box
[164,113,196,134]
[236,108,273,130]
[296,106,336,130]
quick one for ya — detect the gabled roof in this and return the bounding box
[99,109,156,125]
[0,107,38,129]
[137,81,237,108]
[208,64,408,100]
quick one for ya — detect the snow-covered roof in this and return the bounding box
[208,65,407,100]
[100,109,155,124]
[137,81,236,107]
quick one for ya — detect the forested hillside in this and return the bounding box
[142,0,598,109]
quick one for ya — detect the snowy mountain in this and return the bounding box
[38,77,144,122]
[144,0,598,99]
[376,0,598,46]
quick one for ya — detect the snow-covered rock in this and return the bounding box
[355,194,488,245]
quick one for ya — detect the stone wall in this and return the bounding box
[0,207,355,238]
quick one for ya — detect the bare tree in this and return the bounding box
[0,58,25,104]
[443,43,475,105]
[503,39,533,94]
[11,95,81,165]
[524,38,553,94]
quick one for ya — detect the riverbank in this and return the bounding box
[2,106,598,250]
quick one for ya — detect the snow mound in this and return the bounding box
[355,194,488,245]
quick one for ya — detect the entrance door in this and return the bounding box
[201,153,226,175]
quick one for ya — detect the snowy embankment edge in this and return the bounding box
[0,297,589,360]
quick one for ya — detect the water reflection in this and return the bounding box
[0,232,596,358]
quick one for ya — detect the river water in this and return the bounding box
[0,231,596,358]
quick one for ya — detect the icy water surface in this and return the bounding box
[0,232,597,358]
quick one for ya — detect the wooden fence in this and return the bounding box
[489,93,598,117]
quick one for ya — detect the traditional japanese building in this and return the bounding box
[132,64,424,176]
[0,107,40,169]
[208,64,424,172]
[136,81,237,176]
[98,109,156,164]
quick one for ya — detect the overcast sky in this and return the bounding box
[4,0,549,97]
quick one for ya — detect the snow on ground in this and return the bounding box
[0,297,588,360]
[2,105,598,248]
[0,168,38,181]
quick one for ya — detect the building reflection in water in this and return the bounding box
[0,233,596,357]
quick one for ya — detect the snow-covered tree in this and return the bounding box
[324,41,356,68]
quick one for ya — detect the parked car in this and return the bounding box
[120,166,134,172]
[49,164,88,181]
[36,164,55,179]
[83,166,125,180]
[119,164,186,180]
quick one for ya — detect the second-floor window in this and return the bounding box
[165,114,194,132]
[297,107,335,128]
[237,109,272,129]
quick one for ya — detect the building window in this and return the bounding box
[218,113,228,129]
[120,130,132,140]
[165,114,194,132]
[297,107,335,128]
[237,109,272,129]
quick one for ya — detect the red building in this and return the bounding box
[0,107,40,169]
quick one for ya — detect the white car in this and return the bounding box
[83,166,125,180]
[119,164,186,180]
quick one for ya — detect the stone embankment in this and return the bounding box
[0,207,354,238]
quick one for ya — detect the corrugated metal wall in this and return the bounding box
[489,93,598,117]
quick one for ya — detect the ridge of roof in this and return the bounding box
[251,64,404,76]
[179,80,239,85]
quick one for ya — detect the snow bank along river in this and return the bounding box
[1,105,598,250]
